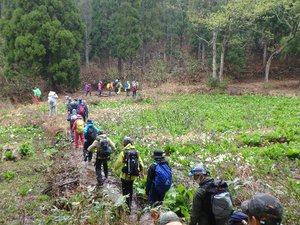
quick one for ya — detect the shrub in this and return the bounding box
[4,151,14,160]
[18,186,32,197]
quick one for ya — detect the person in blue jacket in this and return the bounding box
[83,119,99,162]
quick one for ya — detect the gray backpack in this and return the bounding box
[206,180,233,221]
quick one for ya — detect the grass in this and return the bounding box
[0,92,299,224]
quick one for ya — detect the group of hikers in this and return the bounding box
[65,96,284,225]
[84,79,139,98]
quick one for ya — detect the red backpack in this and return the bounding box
[78,105,85,116]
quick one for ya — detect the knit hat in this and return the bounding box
[241,193,283,224]
[159,211,180,225]
[188,163,209,177]
[86,119,93,124]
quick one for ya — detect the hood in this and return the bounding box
[71,109,77,115]
[86,123,94,128]
[123,143,135,150]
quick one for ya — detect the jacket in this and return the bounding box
[83,124,100,140]
[190,178,215,225]
[114,144,144,181]
[87,134,116,154]
[71,119,86,133]
[145,157,170,195]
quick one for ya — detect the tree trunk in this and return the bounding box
[170,35,173,68]
[212,30,217,79]
[141,42,146,74]
[198,43,201,60]
[219,37,227,82]
[263,42,267,66]
[85,26,89,67]
[130,57,133,76]
[202,43,205,69]
[118,58,122,76]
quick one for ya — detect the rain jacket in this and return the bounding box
[190,177,215,225]
[87,134,116,154]
[114,144,144,181]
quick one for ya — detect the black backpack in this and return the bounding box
[97,137,111,158]
[86,127,97,143]
[122,149,140,176]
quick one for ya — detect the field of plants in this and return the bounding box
[0,92,299,224]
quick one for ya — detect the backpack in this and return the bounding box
[86,126,97,143]
[132,83,137,91]
[153,163,172,194]
[205,180,233,221]
[76,119,84,133]
[97,137,111,158]
[49,98,55,106]
[122,149,140,176]
[78,105,85,116]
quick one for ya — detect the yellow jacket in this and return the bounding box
[114,144,144,181]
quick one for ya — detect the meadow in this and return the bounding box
[0,92,299,224]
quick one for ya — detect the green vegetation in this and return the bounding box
[0,93,299,224]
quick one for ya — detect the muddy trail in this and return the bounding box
[68,145,155,225]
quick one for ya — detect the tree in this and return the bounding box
[1,0,83,90]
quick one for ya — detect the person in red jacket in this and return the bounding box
[72,115,85,148]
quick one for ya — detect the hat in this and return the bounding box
[241,193,283,224]
[86,119,93,124]
[123,137,133,146]
[159,211,180,225]
[71,109,77,115]
[228,211,248,225]
[188,163,209,177]
[151,149,164,159]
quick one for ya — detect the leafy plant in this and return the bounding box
[18,186,32,197]
[2,170,16,181]
[4,151,14,160]
[19,142,33,157]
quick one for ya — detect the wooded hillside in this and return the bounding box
[0,0,299,93]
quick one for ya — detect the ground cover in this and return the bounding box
[0,91,299,224]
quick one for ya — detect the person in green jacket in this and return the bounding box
[33,87,42,104]
[189,163,216,225]
[114,137,144,211]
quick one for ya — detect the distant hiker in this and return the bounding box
[33,87,41,104]
[117,81,123,95]
[189,163,233,225]
[114,137,144,211]
[228,211,248,225]
[97,80,103,96]
[84,83,92,96]
[107,82,113,96]
[124,81,131,96]
[48,91,58,116]
[159,211,182,225]
[72,115,85,149]
[88,130,116,187]
[77,102,88,122]
[131,81,138,98]
[68,109,78,142]
[83,119,100,162]
[145,149,172,206]
[241,193,283,225]
[114,79,119,94]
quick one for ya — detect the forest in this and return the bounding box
[0,0,299,95]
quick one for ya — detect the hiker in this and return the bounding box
[87,130,116,186]
[33,87,42,104]
[124,81,131,96]
[159,211,182,225]
[145,149,172,206]
[83,119,100,162]
[72,115,85,149]
[117,81,123,95]
[48,91,58,116]
[68,109,78,142]
[114,79,119,94]
[114,137,144,211]
[131,80,138,98]
[97,80,103,96]
[228,211,248,225]
[77,102,88,122]
[107,82,113,96]
[189,163,233,225]
[241,193,283,225]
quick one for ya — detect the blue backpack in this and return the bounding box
[154,163,172,194]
